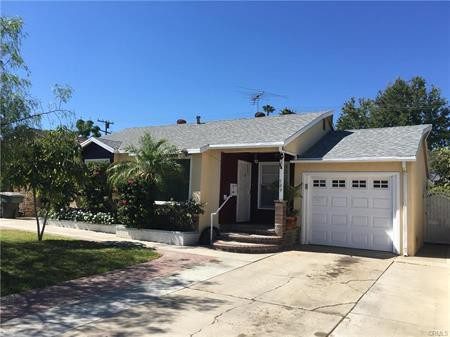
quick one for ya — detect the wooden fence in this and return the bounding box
[426,193,450,244]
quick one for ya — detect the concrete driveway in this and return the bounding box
[1,219,449,337]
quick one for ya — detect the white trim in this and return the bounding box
[84,158,111,164]
[402,161,408,256]
[80,138,115,153]
[236,160,252,222]
[258,161,290,210]
[186,142,285,154]
[188,156,193,200]
[301,171,401,254]
[293,156,417,163]
[283,110,334,146]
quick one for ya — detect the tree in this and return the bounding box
[336,76,450,149]
[262,104,275,116]
[429,147,450,187]
[107,133,181,188]
[76,119,101,137]
[8,128,85,240]
[107,133,182,228]
[280,107,296,115]
[1,16,74,190]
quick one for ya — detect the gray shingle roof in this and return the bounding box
[298,124,431,161]
[98,111,331,152]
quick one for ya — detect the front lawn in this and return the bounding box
[0,229,159,296]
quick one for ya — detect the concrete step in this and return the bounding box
[220,232,283,245]
[229,225,276,236]
[213,240,281,254]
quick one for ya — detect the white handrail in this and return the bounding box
[210,195,235,244]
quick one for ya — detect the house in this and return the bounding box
[81,111,431,256]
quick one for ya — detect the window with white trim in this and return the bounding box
[313,179,326,187]
[258,162,289,209]
[373,180,389,189]
[352,180,367,188]
[332,179,346,188]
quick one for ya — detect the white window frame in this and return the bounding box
[258,162,289,210]
[84,158,111,164]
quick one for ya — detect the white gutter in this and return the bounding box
[186,142,283,154]
[402,161,408,256]
[292,156,417,163]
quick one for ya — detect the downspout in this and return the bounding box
[402,161,408,256]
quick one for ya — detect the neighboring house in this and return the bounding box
[81,111,431,256]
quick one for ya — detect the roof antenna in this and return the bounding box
[239,87,287,114]
[97,119,114,135]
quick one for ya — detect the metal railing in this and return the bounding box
[210,195,235,244]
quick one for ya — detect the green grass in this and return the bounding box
[0,229,159,296]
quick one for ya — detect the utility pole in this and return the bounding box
[97,119,114,135]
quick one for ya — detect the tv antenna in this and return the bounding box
[97,119,114,135]
[239,87,287,113]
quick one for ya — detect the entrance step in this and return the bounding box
[212,240,281,254]
[220,232,282,245]
[229,225,276,236]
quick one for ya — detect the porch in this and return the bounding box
[212,151,298,253]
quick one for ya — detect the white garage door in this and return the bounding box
[305,173,395,252]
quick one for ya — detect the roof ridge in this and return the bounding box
[102,110,331,137]
[346,124,431,132]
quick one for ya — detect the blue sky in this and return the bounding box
[3,1,450,131]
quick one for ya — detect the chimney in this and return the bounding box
[177,119,187,125]
[196,115,202,124]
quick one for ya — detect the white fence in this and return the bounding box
[426,193,450,244]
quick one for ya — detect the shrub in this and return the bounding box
[153,199,204,231]
[46,208,117,225]
[78,162,113,213]
[116,179,156,228]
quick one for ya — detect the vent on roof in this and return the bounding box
[177,119,187,124]
[255,112,265,118]
[196,115,202,124]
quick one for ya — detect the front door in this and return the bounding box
[236,160,252,222]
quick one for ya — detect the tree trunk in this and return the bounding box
[32,188,42,241]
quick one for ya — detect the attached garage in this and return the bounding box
[294,124,432,256]
[302,172,400,253]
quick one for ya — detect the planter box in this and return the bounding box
[46,219,117,234]
[116,225,199,246]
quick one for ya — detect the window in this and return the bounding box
[373,180,389,189]
[155,159,191,201]
[313,179,326,187]
[352,180,367,188]
[258,162,289,209]
[332,179,346,188]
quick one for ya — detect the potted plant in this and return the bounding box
[284,183,302,230]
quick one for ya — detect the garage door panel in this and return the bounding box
[351,197,369,208]
[312,196,328,207]
[373,216,391,228]
[331,197,347,208]
[308,174,394,252]
[331,214,347,226]
[351,215,369,227]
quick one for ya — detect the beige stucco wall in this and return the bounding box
[294,155,428,256]
[284,116,332,154]
[406,141,428,254]
[189,154,202,202]
[113,153,131,162]
[197,150,222,231]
